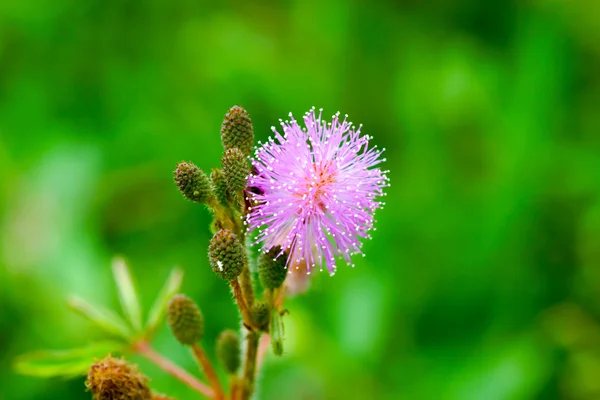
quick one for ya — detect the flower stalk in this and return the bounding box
[133,341,214,399]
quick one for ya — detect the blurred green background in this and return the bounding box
[1,0,600,399]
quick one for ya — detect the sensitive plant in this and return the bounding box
[14,106,388,399]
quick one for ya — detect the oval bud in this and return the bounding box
[222,148,249,194]
[258,247,288,289]
[208,230,246,281]
[251,301,270,333]
[220,106,254,156]
[216,329,241,374]
[167,294,204,345]
[174,162,213,204]
[210,168,230,207]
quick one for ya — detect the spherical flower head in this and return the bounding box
[167,294,204,345]
[246,108,389,275]
[208,229,247,281]
[86,355,151,400]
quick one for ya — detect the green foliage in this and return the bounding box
[14,342,126,378]
[112,257,143,333]
[2,0,600,399]
[145,268,184,338]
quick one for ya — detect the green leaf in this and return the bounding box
[270,310,285,356]
[14,341,125,378]
[67,296,132,340]
[145,267,184,337]
[112,257,143,333]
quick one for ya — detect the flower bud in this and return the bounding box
[220,106,254,156]
[167,294,204,345]
[216,329,241,374]
[222,148,249,194]
[251,301,270,332]
[174,162,212,204]
[210,168,230,207]
[86,355,151,400]
[258,247,288,289]
[208,230,246,281]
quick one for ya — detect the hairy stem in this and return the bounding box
[256,333,270,370]
[134,341,214,399]
[240,265,255,307]
[191,343,225,400]
[230,279,254,329]
[229,376,240,400]
[240,331,260,400]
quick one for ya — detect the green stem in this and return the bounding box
[134,341,214,399]
[230,279,254,329]
[240,265,255,307]
[191,343,226,400]
[240,331,260,400]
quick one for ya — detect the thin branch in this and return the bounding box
[256,333,270,370]
[134,341,214,399]
[239,331,260,400]
[191,343,225,400]
[230,279,254,329]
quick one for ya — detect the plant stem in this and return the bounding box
[240,265,255,307]
[240,331,260,400]
[230,279,254,329]
[229,377,240,400]
[256,333,270,370]
[191,343,225,400]
[134,341,214,399]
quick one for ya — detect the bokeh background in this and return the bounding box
[1,0,600,399]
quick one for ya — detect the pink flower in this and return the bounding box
[246,108,389,275]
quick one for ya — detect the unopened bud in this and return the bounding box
[251,301,270,332]
[174,162,212,204]
[210,168,229,207]
[220,106,254,156]
[216,329,241,374]
[258,247,288,289]
[167,294,204,345]
[208,230,246,281]
[86,355,151,400]
[222,148,249,194]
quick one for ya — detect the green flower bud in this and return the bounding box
[216,329,241,374]
[258,247,288,289]
[251,301,270,332]
[208,230,246,281]
[210,168,229,207]
[221,105,254,156]
[222,148,249,194]
[167,294,204,345]
[174,162,213,204]
[86,355,151,400]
